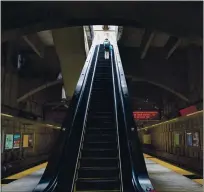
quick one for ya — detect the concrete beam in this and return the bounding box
[140,30,155,59]
[52,27,86,97]
[23,34,45,58]
[17,79,63,103]
[117,26,123,41]
[127,75,190,103]
[165,36,181,59]
[83,27,90,57]
[2,2,202,42]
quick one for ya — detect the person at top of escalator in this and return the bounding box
[103,38,111,60]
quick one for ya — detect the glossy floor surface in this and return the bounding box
[1,156,203,192]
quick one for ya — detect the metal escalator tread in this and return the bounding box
[75,45,121,191]
[76,179,120,191]
[78,167,119,179]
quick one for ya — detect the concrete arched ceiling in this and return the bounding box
[17,74,190,105]
[127,76,190,102]
[2,2,202,42]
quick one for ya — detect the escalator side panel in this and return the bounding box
[55,45,100,192]
[33,45,99,192]
[111,45,155,192]
[75,45,121,191]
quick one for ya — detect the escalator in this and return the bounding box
[33,43,155,192]
[74,45,122,191]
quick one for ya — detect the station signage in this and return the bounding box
[5,134,13,150]
[13,134,21,149]
[133,111,159,120]
[179,105,197,116]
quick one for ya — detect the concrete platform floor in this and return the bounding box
[145,158,203,192]
[1,157,203,192]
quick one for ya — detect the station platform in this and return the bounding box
[1,155,203,192]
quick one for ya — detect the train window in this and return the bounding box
[23,134,34,148]
[143,134,151,144]
[192,132,199,147]
[174,133,180,146]
[186,132,193,146]
[5,134,14,150]
[168,123,171,131]
[13,134,21,149]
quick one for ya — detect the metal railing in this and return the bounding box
[33,44,99,192]
[112,44,155,192]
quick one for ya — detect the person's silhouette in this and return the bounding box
[103,39,111,60]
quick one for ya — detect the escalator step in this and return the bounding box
[80,158,119,168]
[89,98,113,103]
[86,128,116,135]
[88,105,113,109]
[92,89,112,92]
[83,141,117,149]
[86,119,113,126]
[94,75,112,78]
[92,78,112,81]
[89,102,113,106]
[90,94,113,98]
[82,149,118,158]
[75,45,121,191]
[88,114,113,119]
[84,134,116,142]
[88,112,113,116]
[90,93,113,98]
[86,123,114,128]
[87,111,114,115]
[76,179,120,191]
[87,115,113,120]
[78,167,119,179]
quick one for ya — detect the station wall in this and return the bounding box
[138,111,203,174]
[1,115,60,178]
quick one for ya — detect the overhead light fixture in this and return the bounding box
[46,124,54,127]
[187,110,203,117]
[1,113,13,118]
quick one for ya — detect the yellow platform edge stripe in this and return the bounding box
[192,179,203,185]
[140,110,203,130]
[144,153,203,185]
[3,162,48,180]
[2,155,203,186]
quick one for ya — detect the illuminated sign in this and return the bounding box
[5,134,13,150]
[133,111,159,120]
[23,134,33,148]
[180,106,197,116]
[13,134,21,149]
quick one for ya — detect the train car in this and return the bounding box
[138,110,203,174]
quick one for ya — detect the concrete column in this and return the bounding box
[52,27,86,97]
[83,27,90,57]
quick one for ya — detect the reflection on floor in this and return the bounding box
[1,155,203,192]
[144,154,203,185]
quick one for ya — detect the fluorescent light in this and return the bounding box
[1,113,13,118]
[141,118,179,130]
[187,110,203,117]
[46,124,54,127]
[140,110,203,130]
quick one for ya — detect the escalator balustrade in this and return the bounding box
[75,45,122,191]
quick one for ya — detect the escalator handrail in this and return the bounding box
[110,45,124,192]
[52,44,100,192]
[33,44,99,192]
[112,45,155,192]
[70,44,100,191]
